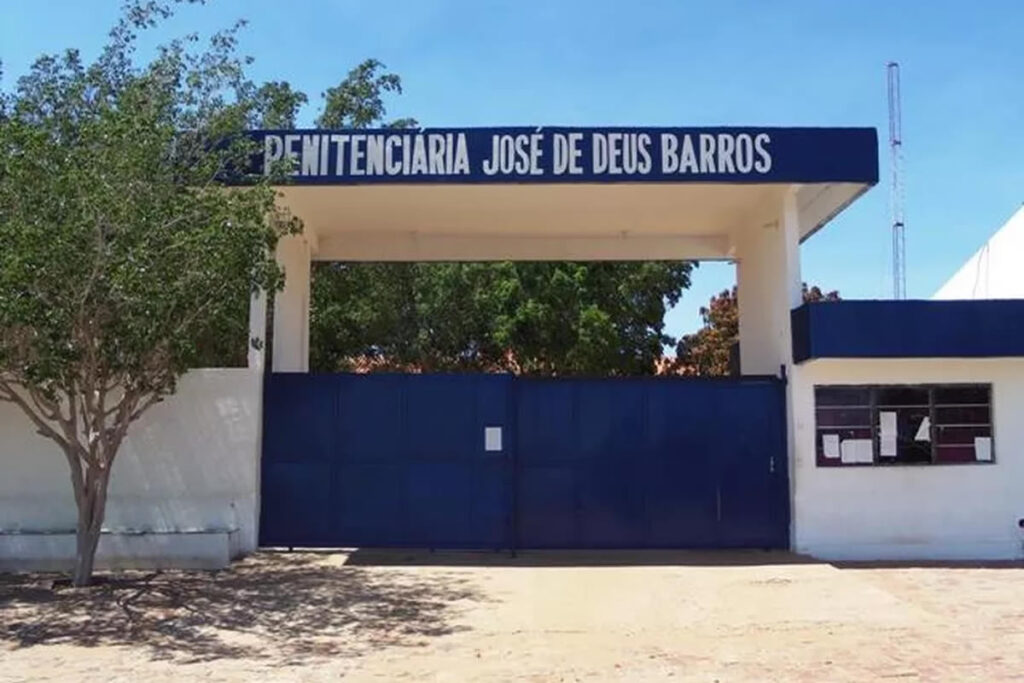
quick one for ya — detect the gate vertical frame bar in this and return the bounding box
[508,374,520,556]
[777,370,793,549]
[642,380,653,547]
[329,372,343,547]
[257,371,272,547]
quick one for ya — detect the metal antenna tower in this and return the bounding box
[887,61,906,299]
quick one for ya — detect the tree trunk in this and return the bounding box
[72,467,112,587]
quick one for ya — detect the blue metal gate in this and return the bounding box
[260,373,789,550]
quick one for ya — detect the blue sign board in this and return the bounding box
[248,126,878,185]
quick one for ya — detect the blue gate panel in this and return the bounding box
[515,466,577,547]
[336,376,405,462]
[514,377,789,549]
[407,382,475,459]
[641,382,721,546]
[713,383,789,548]
[516,380,579,462]
[332,463,410,545]
[406,460,507,547]
[645,381,719,454]
[644,459,718,547]
[260,462,331,546]
[261,372,513,549]
[262,374,337,463]
[574,381,649,459]
[576,462,649,547]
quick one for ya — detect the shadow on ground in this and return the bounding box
[339,548,1024,570]
[341,548,816,567]
[0,552,485,664]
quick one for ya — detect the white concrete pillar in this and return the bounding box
[735,188,802,376]
[272,234,311,372]
[247,289,267,370]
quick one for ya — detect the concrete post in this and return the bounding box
[247,289,267,371]
[735,188,802,376]
[272,235,311,372]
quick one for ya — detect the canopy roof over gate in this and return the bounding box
[251,126,878,261]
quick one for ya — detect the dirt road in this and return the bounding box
[3,550,1023,681]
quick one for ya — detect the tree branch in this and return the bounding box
[128,390,163,423]
[76,214,107,316]
[0,377,70,451]
[27,385,62,422]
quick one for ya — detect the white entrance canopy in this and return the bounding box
[281,182,868,262]
[246,126,879,376]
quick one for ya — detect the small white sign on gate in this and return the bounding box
[484,426,503,452]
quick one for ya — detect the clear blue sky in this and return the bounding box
[3,0,1022,339]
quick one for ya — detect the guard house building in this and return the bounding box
[2,126,1024,569]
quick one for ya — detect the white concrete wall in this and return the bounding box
[791,358,1024,560]
[0,368,262,568]
[273,234,311,372]
[735,189,803,377]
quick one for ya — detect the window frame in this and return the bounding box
[813,383,995,467]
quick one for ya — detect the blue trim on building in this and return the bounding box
[244,126,878,186]
[792,300,1024,362]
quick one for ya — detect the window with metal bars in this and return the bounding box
[814,384,993,466]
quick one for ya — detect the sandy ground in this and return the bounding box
[2,550,1024,682]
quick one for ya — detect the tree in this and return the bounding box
[0,1,299,585]
[311,261,695,376]
[179,78,310,368]
[316,58,418,129]
[674,284,840,376]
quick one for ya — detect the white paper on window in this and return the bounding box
[880,411,897,437]
[974,436,992,462]
[914,416,931,441]
[841,438,873,464]
[858,439,874,463]
[822,434,840,459]
[880,434,897,457]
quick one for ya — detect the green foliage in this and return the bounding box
[311,261,694,376]
[0,2,295,393]
[253,80,308,128]
[316,58,418,129]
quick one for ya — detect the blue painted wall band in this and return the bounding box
[792,300,1024,361]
